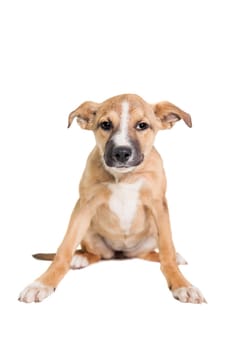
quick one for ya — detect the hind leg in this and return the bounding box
[71,231,115,269]
[70,249,101,269]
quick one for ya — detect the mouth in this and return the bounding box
[103,153,144,173]
[103,163,136,174]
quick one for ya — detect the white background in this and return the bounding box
[0,0,232,348]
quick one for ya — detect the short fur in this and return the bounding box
[19,94,205,304]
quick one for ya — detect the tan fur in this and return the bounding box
[19,94,206,304]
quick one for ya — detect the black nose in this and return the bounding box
[112,146,132,163]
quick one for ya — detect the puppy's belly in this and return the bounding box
[91,204,158,255]
[104,233,158,256]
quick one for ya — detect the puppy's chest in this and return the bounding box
[108,179,143,233]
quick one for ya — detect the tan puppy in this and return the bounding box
[19,94,206,303]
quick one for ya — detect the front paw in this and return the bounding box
[172,286,207,304]
[18,281,55,303]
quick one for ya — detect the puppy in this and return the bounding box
[19,94,206,303]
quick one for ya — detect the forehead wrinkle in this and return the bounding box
[99,110,118,121]
[130,107,144,119]
[99,99,122,115]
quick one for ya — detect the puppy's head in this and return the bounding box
[68,94,192,174]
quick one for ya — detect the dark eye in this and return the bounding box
[136,122,149,131]
[100,120,113,131]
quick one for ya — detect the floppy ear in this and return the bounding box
[152,101,192,129]
[68,101,100,129]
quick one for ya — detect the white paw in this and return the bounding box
[172,286,207,304]
[70,254,89,269]
[18,281,54,303]
[176,252,188,265]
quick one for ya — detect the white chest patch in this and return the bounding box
[108,179,143,233]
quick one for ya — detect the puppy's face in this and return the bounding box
[95,96,159,173]
[68,94,192,174]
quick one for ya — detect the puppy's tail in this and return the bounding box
[32,253,55,261]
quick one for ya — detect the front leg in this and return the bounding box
[19,193,106,303]
[153,198,206,303]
